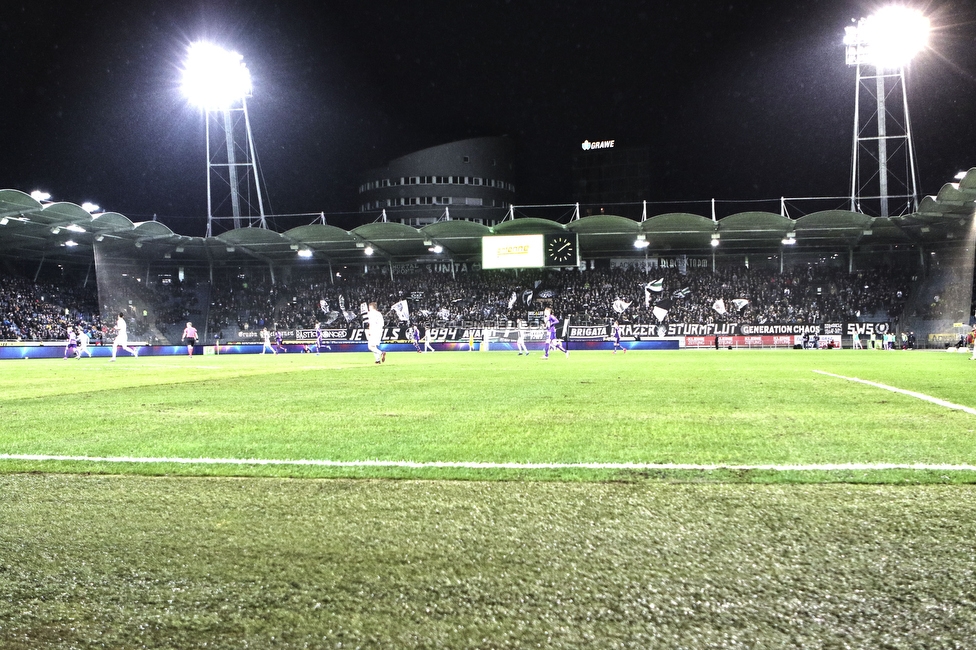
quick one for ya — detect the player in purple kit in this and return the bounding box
[542,307,568,359]
[612,320,627,354]
[275,329,285,353]
[314,322,331,354]
[409,324,422,352]
[63,327,78,359]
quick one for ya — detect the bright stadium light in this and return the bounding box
[30,190,51,202]
[81,202,100,213]
[297,248,313,258]
[844,6,929,70]
[364,246,374,256]
[182,42,252,109]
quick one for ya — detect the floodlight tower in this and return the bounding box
[182,42,267,236]
[844,6,928,218]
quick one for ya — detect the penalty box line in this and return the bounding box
[813,370,976,416]
[1,454,976,472]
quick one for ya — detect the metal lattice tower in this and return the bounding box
[844,11,927,218]
[204,97,267,236]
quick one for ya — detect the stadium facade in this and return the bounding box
[358,136,516,227]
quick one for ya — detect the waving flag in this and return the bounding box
[508,291,518,309]
[612,298,632,314]
[652,298,672,322]
[713,299,727,315]
[732,299,750,311]
[392,300,410,322]
[673,287,691,299]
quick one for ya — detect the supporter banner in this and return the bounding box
[229,322,892,344]
[567,322,891,341]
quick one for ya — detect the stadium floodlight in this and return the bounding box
[0,218,8,226]
[845,6,928,217]
[364,246,374,256]
[30,190,51,202]
[710,233,720,247]
[428,244,444,254]
[63,240,78,247]
[844,7,929,70]
[81,202,100,213]
[182,41,266,236]
[297,248,313,258]
[65,224,86,233]
[182,42,252,109]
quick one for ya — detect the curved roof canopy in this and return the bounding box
[2,170,976,268]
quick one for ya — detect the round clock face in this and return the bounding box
[547,236,575,264]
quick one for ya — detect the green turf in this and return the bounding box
[3,350,976,647]
[1,349,975,481]
[1,474,975,649]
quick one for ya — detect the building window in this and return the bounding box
[463,156,470,163]
[465,198,483,206]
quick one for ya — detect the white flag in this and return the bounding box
[612,298,632,314]
[392,300,410,322]
[712,299,727,315]
[732,299,750,312]
[508,291,517,309]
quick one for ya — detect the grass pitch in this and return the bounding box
[0,349,974,481]
[2,349,976,648]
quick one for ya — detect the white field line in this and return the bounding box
[813,370,976,416]
[1,454,975,472]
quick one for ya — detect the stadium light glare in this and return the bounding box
[364,246,374,256]
[65,224,86,233]
[63,240,78,247]
[81,202,100,213]
[30,190,51,202]
[182,42,252,109]
[844,6,929,70]
[428,244,444,254]
[297,248,313,258]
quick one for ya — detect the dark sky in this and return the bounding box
[2,0,975,236]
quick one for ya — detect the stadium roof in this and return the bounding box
[2,168,975,268]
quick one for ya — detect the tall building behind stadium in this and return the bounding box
[358,136,516,227]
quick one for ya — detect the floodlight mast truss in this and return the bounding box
[844,11,926,218]
[204,98,267,236]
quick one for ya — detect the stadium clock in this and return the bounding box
[544,233,579,267]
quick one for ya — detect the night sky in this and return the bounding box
[2,0,975,236]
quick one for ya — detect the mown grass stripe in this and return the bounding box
[813,369,976,415]
[2,453,976,472]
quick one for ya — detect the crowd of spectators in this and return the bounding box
[202,262,915,334]
[0,261,924,343]
[0,276,104,342]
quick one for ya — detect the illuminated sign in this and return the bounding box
[481,235,545,269]
[581,139,615,151]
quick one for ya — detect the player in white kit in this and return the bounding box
[111,312,139,361]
